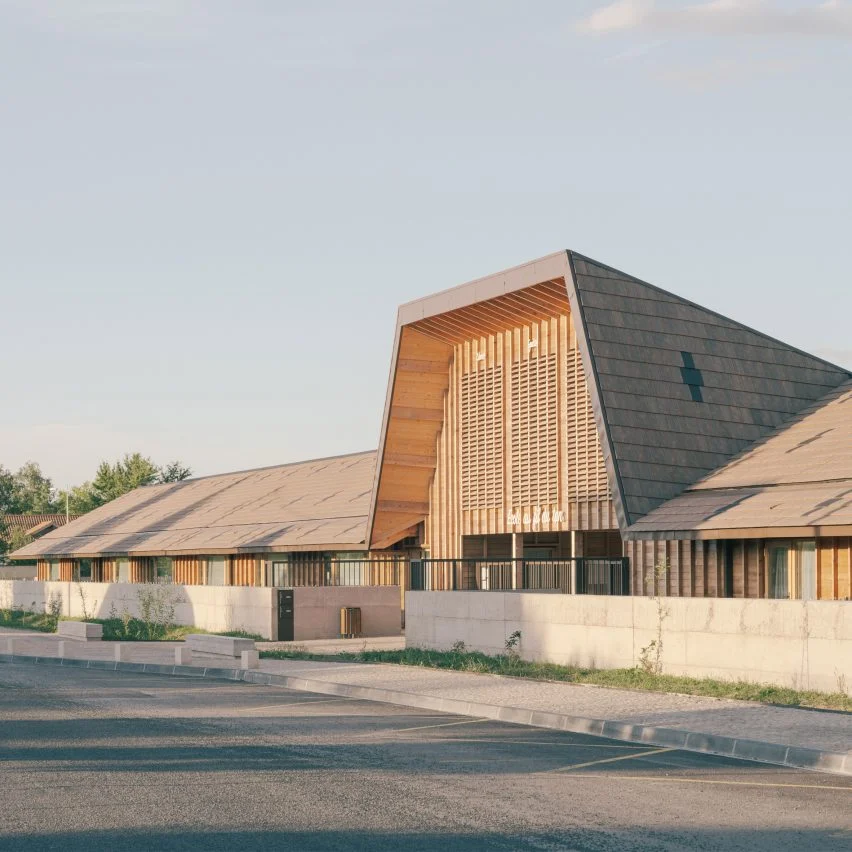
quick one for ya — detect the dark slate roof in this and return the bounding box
[625,380,852,537]
[566,252,851,527]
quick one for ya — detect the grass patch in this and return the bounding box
[0,608,58,633]
[0,609,262,643]
[60,618,263,642]
[259,646,851,712]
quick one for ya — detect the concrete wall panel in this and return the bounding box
[406,591,852,693]
[0,581,403,641]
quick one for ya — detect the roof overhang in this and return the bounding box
[367,250,631,546]
[625,525,852,541]
[19,541,370,559]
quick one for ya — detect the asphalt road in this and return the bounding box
[0,663,849,852]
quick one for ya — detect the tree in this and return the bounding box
[91,453,161,504]
[12,461,55,513]
[0,515,8,563]
[54,482,101,515]
[3,454,193,520]
[158,461,193,483]
[7,526,33,554]
[0,465,16,514]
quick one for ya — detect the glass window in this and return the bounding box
[768,544,789,599]
[78,560,92,580]
[49,560,60,581]
[207,557,226,586]
[156,557,173,583]
[798,541,817,601]
[117,559,131,583]
[272,561,290,587]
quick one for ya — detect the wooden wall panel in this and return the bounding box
[129,557,154,584]
[58,559,75,582]
[732,542,745,598]
[511,354,558,507]
[693,541,706,597]
[230,554,260,586]
[461,365,503,509]
[371,328,453,549]
[817,537,852,600]
[173,557,204,586]
[424,313,615,559]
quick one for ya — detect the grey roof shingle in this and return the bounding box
[624,375,852,536]
[568,253,851,526]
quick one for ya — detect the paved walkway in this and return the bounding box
[256,636,405,653]
[2,627,849,762]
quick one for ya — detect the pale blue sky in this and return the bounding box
[2,1,850,488]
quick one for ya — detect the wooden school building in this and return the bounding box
[11,249,852,604]
[368,250,851,600]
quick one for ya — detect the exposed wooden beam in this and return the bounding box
[376,499,430,515]
[371,523,420,551]
[397,359,450,374]
[390,406,445,422]
[384,453,438,468]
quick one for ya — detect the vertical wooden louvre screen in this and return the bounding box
[229,554,259,586]
[129,557,154,584]
[460,365,503,510]
[173,557,204,585]
[565,346,609,502]
[511,354,558,507]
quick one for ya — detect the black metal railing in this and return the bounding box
[410,558,630,596]
[271,558,404,588]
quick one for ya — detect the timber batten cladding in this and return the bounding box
[418,311,617,558]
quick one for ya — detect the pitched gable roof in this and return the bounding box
[625,380,852,538]
[566,253,850,527]
[2,514,81,537]
[12,451,377,559]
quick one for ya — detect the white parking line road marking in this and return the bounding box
[429,738,651,749]
[366,717,492,737]
[564,774,852,792]
[548,747,673,773]
[230,698,349,713]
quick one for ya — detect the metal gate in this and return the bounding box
[277,589,294,641]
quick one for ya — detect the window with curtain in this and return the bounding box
[768,545,789,599]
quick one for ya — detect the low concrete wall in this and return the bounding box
[0,580,277,639]
[0,565,37,580]
[0,581,404,642]
[406,591,852,693]
[293,586,402,641]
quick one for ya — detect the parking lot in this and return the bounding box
[0,663,849,851]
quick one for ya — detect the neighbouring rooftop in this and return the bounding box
[11,451,378,559]
[626,380,852,538]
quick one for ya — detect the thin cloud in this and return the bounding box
[655,54,801,87]
[4,0,212,39]
[579,0,852,39]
